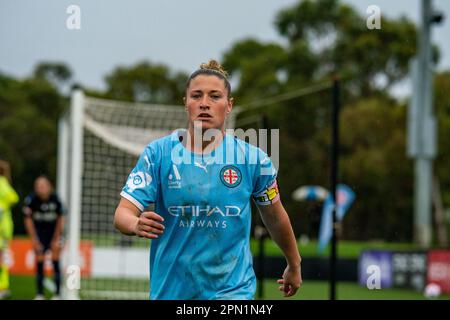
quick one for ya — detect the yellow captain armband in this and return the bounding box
[253,180,280,205]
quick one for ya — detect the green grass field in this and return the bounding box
[6,275,449,300]
[14,234,421,258]
[250,239,423,258]
[6,238,447,300]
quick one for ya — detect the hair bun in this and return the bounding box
[200,60,228,78]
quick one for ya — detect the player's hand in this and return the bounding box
[277,264,302,297]
[50,238,61,251]
[32,239,44,253]
[134,211,165,239]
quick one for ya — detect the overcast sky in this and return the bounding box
[1,0,449,92]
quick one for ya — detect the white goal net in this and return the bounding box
[59,90,238,299]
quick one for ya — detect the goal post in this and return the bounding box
[60,90,84,300]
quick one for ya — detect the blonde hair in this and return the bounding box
[186,59,231,97]
[199,60,229,78]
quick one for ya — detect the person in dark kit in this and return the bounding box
[23,175,64,300]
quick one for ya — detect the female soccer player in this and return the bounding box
[114,60,302,300]
[0,160,19,299]
[23,176,64,300]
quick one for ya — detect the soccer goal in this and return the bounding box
[59,90,238,299]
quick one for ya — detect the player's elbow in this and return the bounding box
[113,208,122,232]
[113,207,133,235]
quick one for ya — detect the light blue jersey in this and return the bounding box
[120,130,280,300]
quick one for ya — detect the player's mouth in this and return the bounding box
[197,113,213,120]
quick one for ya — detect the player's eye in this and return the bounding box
[210,94,221,100]
[191,94,201,99]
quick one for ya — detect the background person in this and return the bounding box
[23,175,64,300]
[0,160,19,299]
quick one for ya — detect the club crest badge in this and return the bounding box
[220,165,242,188]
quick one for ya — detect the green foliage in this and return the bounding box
[0,70,67,234]
[275,0,417,97]
[33,62,72,84]
[435,71,450,206]
[223,39,288,101]
[104,61,188,104]
[222,0,428,242]
[339,98,413,241]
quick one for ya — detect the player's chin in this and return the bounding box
[198,120,219,131]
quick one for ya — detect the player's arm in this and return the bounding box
[257,199,302,297]
[51,198,65,246]
[114,197,164,239]
[51,216,64,245]
[23,213,42,251]
[0,176,19,206]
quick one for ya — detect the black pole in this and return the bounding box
[256,113,269,299]
[330,77,340,300]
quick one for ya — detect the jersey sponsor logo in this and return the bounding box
[168,205,241,229]
[168,205,241,217]
[40,203,57,212]
[126,171,152,192]
[33,211,58,222]
[220,165,242,188]
[178,220,228,229]
[168,164,182,189]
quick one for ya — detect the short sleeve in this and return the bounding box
[0,176,19,208]
[120,144,159,211]
[23,195,33,217]
[251,149,280,206]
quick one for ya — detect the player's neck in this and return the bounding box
[186,127,225,154]
[37,194,51,201]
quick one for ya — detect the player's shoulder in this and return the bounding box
[227,134,269,161]
[24,193,37,205]
[0,176,8,193]
[49,193,62,203]
[143,130,180,155]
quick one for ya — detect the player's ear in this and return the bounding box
[226,97,234,114]
[183,97,187,111]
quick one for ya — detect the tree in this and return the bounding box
[0,72,66,234]
[33,62,73,94]
[220,0,426,241]
[275,0,418,97]
[339,98,413,240]
[223,39,288,103]
[104,61,188,105]
[434,71,450,208]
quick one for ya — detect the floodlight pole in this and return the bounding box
[407,0,442,248]
[330,77,340,300]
